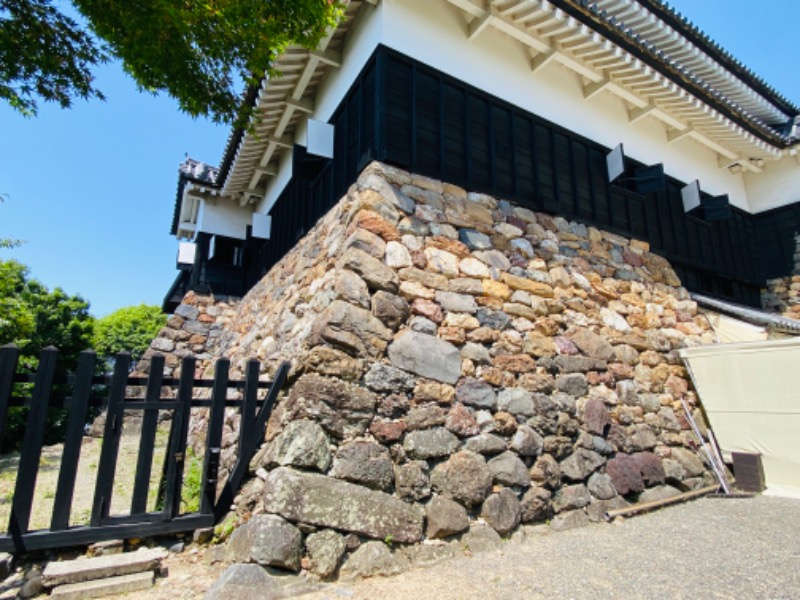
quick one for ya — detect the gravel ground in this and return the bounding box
[298,495,800,600]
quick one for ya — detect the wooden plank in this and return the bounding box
[130,355,165,515]
[0,513,213,553]
[8,347,58,537]
[162,357,196,521]
[0,344,21,451]
[90,354,131,527]
[51,351,97,531]
[200,360,229,516]
[213,359,259,519]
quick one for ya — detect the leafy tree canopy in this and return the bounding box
[1,0,343,124]
[0,259,94,370]
[0,193,22,249]
[93,303,166,364]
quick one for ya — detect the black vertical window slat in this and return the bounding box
[588,148,609,225]
[535,124,556,211]
[628,195,647,241]
[492,105,514,196]
[572,141,592,221]
[384,57,413,165]
[443,83,467,182]
[552,133,572,216]
[361,61,377,162]
[468,94,491,188]
[512,114,534,206]
[415,70,441,173]
[610,189,629,231]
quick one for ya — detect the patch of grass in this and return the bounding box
[180,447,204,514]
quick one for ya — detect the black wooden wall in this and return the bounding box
[242,46,799,307]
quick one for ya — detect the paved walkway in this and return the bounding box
[302,495,800,600]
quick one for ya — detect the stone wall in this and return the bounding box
[761,233,800,319]
[148,162,719,579]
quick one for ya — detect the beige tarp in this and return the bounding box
[679,338,800,499]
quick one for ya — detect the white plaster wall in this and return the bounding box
[745,156,800,213]
[379,0,750,208]
[198,198,252,240]
[258,3,385,214]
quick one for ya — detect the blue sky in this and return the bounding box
[2,0,799,317]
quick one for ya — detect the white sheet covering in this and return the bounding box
[679,338,800,498]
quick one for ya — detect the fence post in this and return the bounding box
[51,350,97,531]
[8,347,58,540]
[91,352,131,527]
[131,355,165,515]
[214,358,259,520]
[162,356,196,520]
[0,344,21,452]
[200,359,229,516]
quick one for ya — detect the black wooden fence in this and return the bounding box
[0,344,289,553]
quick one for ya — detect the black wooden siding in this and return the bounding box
[240,46,799,307]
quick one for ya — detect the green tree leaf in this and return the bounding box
[93,303,166,365]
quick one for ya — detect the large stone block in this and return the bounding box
[261,420,331,473]
[430,451,493,507]
[225,514,303,572]
[263,468,424,543]
[310,300,392,359]
[387,330,461,384]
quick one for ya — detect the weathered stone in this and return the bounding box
[493,354,537,373]
[435,291,478,313]
[371,291,410,329]
[460,257,490,277]
[411,298,444,323]
[501,273,554,298]
[559,449,605,482]
[263,468,424,543]
[476,308,512,330]
[424,247,460,276]
[430,451,493,507]
[42,548,167,587]
[474,250,511,271]
[399,267,449,290]
[497,388,535,416]
[569,328,615,361]
[226,514,302,571]
[203,564,289,600]
[343,227,387,259]
[530,454,561,489]
[339,247,399,292]
[628,423,658,451]
[461,342,491,364]
[639,485,682,503]
[414,380,456,404]
[385,240,412,268]
[487,451,531,487]
[262,420,331,473]
[334,269,371,309]
[445,403,480,438]
[481,488,522,536]
[405,403,447,431]
[448,277,484,295]
[340,541,410,580]
[459,229,493,250]
[403,427,460,460]
[552,484,591,512]
[455,378,497,410]
[394,461,431,502]
[285,374,376,439]
[369,419,406,444]
[587,472,617,500]
[606,454,645,496]
[464,433,507,455]
[555,355,607,373]
[310,300,392,358]
[550,509,591,531]
[299,346,366,381]
[364,363,415,393]
[460,524,502,554]
[632,451,666,486]
[520,486,553,523]
[50,572,154,599]
[509,425,544,457]
[331,441,394,491]
[305,530,347,579]
[670,447,706,477]
[425,496,470,539]
[388,330,461,384]
[555,373,588,396]
[583,398,610,435]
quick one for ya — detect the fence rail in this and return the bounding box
[0,344,289,553]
